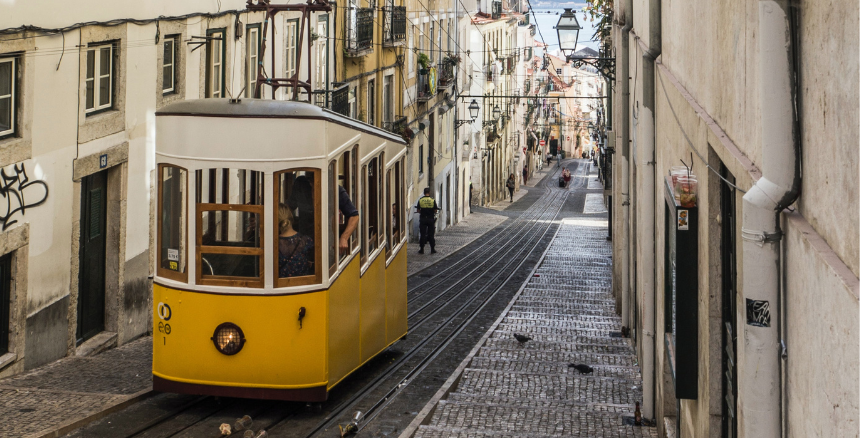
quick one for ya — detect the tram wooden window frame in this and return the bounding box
[157,164,188,283]
[273,168,323,288]
[328,160,338,277]
[385,167,392,258]
[196,203,264,288]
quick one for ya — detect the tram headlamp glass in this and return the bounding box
[211,322,246,355]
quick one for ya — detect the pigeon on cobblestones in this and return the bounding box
[568,363,594,374]
[513,333,531,344]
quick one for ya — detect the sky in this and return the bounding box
[529,5,601,56]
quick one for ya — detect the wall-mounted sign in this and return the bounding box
[677,210,689,230]
[99,154,108,169]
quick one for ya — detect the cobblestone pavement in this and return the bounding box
[408,216,658,437]
[0,337,152,438]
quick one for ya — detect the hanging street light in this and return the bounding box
[555,8,581,55]
[492,105,501,120]
[555,8,615,82]
[456,99,482,128]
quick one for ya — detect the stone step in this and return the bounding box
[467,357,642,379]
[477,347,639,367]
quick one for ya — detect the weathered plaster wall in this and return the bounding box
[783,212,858,438]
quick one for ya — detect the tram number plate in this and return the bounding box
[158,321,172,335]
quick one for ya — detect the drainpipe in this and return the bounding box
[740,1,801,437]
[630,0,660,420]
[617,0,633,336]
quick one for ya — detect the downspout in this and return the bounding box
[741,1,801,437]
[630,0,660,420]
[617,0,632,331]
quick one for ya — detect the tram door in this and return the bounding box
[78,170,108,344]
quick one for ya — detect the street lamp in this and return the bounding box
[492,105,501,121]
[555,8,581,55]
[456,99,481,128]
[556,8,615,82]
[587,121,595,135]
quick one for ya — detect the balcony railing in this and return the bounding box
[491,1,502,19]
[417,68,436,101]
[383,115,407,134]
[346,7,374,55]
[438,63,453,88]
[309,83,349,117]
[383,6,407,46]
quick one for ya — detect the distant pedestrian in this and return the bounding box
[415,187,439,254]
[546,154,551,166]
[468,179,473,213]
[562,167,571,187]
[522,167,528,185]
[506,174,515,202]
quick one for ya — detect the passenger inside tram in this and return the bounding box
[288,175,315,238]
[277,203,314,278]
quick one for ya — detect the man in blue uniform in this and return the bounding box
[415,187,439,254]
[338,185,360,251]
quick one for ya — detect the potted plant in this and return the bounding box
[417,53,430,74]
[443,54,461,66]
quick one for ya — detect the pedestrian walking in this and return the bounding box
[522,167,528,185]
[506,174,515,202]
[562,167,571,187]
[415,187,439,254]
[468,179,473,213]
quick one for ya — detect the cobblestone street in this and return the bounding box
[0,338,151,438]
[407,214,658,437]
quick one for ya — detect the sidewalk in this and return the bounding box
[0,336,152,438]
[400,217,658,438]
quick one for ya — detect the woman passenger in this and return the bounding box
[278,204,314,278]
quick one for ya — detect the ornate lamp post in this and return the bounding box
[556,8,615,82]
[455,99,481,128]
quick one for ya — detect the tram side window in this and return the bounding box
[275,169,322,286]
[385,168,392,256]
[377,152,385,248]
[360,164,368,265]
[159,165,187,282]
[196,169,264,286]
[338,148,359,263]
[364,157,379,259]
[328,161,337,275]
[398,157,405,241]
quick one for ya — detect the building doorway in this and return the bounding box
[77,170,108,344]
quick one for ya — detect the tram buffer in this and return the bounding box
[415,187,440,254]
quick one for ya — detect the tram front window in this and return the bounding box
[196,168,264,286]
[275,169,321,286]
[158,165,187,282]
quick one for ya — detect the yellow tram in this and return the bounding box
[151,99,408,401]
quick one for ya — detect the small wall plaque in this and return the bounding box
[99,154,108,169]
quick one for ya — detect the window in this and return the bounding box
[408,31,414,74]
[85,43,114,113]
[337,147,358,263]
[0,56,17,138]
[328,160,338,274]
[158,165,188,282]
[556,68,562,75]
[386,157,405,258]
[385,168,392,256]
[163,38,177,94]
[206,29,225,98]
[274,169,322,287]
[195,168,264,287]
[316,16,329,91]
[429,24,434,63]
[383,74,393,128]
[246,25,260,98]
[285,19,298,79]
[418,144,424,175]
[377,153,385,249]
[362,156,380,266]
[367,79,375,126]
[348,86,357,119]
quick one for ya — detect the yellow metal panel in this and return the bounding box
[327,257,362,388]
[359,254,387,363]
[152,284,327,389]
[385,248,408,343]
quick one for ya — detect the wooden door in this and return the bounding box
[78,170,108,344]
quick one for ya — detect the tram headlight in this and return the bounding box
[211,322,246,355]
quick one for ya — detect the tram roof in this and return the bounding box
[156,98,406,145]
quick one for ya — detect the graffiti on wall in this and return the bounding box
[0,163,49,231]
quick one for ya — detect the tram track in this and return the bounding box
[288,160,589,437]
[72,160,591,438]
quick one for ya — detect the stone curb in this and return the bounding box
[28,388,155,438]
[397,225,562,438]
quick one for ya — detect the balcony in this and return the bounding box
[310,83,350,117]
[491,1,502,19]
[383,6,406,47]
[438,63,453,89]
[417,68,436,102]
[346,7,374,56]
[383,116,407,134]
